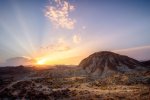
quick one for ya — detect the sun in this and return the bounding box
[36,59,47,65]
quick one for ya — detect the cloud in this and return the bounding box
[82,26,86,30]
[56,37,71,51]
[0,57,36,66]
[39,37,71,55]
[73,34,81,44]
[45,0,76,29]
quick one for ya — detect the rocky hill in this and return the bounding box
[79,51,146,77]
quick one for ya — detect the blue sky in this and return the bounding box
[0,0,150,65]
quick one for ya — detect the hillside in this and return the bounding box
[79,51,146,77]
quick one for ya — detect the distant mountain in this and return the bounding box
[79,51,146,77]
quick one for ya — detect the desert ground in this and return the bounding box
[0,65,150,100]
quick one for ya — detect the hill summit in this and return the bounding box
[79,51,145,76]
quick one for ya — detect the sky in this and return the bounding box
[0,0,150,66]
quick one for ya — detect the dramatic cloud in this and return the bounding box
[45,0,76,29]
[73,34,81,44]
[0,57,36,66]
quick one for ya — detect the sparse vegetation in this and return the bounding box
[0,65,150,100]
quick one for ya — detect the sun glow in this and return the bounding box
[34,47,87,65]
[36,59,47,65]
